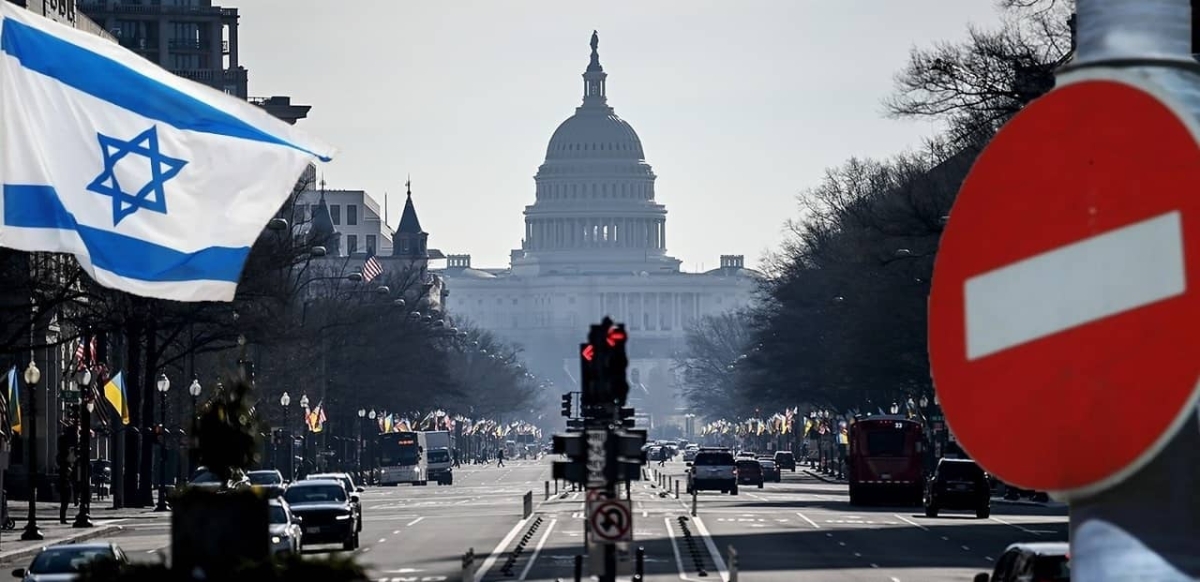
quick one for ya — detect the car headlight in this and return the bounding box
[271,535,282,544]
[335,514,352,520]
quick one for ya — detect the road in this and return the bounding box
[0,459,1068,581]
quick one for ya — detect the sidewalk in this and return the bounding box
[802,469,1068,509]
[0,501,169,565]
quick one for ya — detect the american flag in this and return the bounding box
[361,252,383,283]
[73,336,96,370]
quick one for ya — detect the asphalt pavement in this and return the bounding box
[0,459,1069,581]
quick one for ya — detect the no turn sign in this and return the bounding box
[929,70,1200,500]
[588,499,632,543]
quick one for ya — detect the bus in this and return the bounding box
[847,415,924,506]
[378,431,423,486]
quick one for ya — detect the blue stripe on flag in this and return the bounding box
[3,185,249,282]
[0,18,331,162]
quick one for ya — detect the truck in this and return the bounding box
[419,431,453,486]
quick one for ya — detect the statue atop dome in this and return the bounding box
[588,30,602,71]
[590,30,598,53]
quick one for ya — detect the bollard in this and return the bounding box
[574,554,583,582]
[675,479,680,499]
[625,479,631,499]
[635,545,645,581]
[555,479,559,494]
[728,545,738,582]
[691,486,698,517]
[523,491,533,519]
[545,481,550,501]
[462,547,476,580]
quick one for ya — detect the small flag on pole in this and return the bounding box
[0,5,336,302]
[361,252,383,283]
[7,366,20,436]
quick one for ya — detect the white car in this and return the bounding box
[268,498,303,557]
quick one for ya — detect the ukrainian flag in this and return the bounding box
[104,371,129,425]
[7,366,20,436]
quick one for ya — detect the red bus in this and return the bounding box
[847,415,924,505]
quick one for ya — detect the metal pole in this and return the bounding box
[20,364,42,541]
[72,392,93,528]
[154,390,169,512]
[634,546,644,581]
[573,554,583,582]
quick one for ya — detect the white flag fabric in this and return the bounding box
[0,5,335,302]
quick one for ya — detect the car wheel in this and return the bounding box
[758,482,764,489]
[730,486,739,495]
[925,505,939,518]
[977,508,990,519]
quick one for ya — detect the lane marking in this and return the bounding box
[870,563,879,568]
[393,530,401,535]
[517,518,557,581]
[990,516,1041,536]
[472,517,529,582]
[796,512,820,529]
[853,552,862,557]
[691,517,731,582]
[664,517,705,582]
[962,545,971,550]
[893,514,928,531]
[378,538,387,543]
[406,516,425,527]
[965,210,1184,360]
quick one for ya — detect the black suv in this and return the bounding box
[773,451,796,472]
[283,480,359,551]
[924,458,990,519]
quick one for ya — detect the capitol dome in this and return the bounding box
[545,112,645,161]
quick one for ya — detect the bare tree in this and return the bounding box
[674,311,754,418]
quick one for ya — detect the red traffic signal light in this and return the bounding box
[606,327,626,347]
[581,344,595,361]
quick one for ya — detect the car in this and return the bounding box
[267,498,303,557]
[248,469,287,498]
[188,466,251,492]
[304,473,364,532]
[282,480,359,551]
[757,458,781,483]
[735,459,765,488]
[973,542,1069,582]
[773,451,796,472]
[13,542,130,581]
[924,458,991,518]
[686,448,738,495]
[682,448,698,462]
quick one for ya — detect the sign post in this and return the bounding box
[929,2,1200,578]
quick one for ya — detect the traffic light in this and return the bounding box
[560,393,573,418]
[618,406,636,428]
[612,428,647,481]
[551,432,587,484]
[606,324,630,406]
[580,342,598,405]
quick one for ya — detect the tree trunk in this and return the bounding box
[137,327,157,506]
[122,320,143,507]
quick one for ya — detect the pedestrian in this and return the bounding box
[496,448,505,467]
[57,448,76,524]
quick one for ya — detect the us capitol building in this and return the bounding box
[440,32,758,425]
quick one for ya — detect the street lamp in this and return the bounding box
[357,409,366,481]
[279,392,292,480]
[20,360,42,541]
[154,373,170,512]
[72,366,95,528]
[187,378,201,475]
[299,395,310,465]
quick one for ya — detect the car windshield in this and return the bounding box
[736,460,762,472]
[268,505,288,524]
[775,452,793,460]
[939,461,984,480]
[694,453,734,466]
[191,471,221,484]
[29,547,116,574]
[284,484,346,504]
[249,472,282,485]
[428,450,451,463]
[865,430,907,456]
[759,460,775,467]
[1033,556,1070,581]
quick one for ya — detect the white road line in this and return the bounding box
[990,516,1041,536]
[893,514,928,531]
[962,545,971,551]
[796,512,820,529]
[392,530,401,534]
[378,538,387,543]
[986,556,995,562]
[472,517,529,582]
[517,518,557,581]
[691,517,731,582]
[838,542,846,547]
[406,516,425,527]
[853,552,862,557]
[870,563,879,568]
[747,493,769,502]
[964,210,1184,360]
[891,578,902,582]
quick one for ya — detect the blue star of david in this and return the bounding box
[86,126,187,226]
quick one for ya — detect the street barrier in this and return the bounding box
[523,491,533,519]
[675,479,680,499]
[728,545,738,582]
[545,481,550,501]
[691,487,698,517]
[634,546,645,581]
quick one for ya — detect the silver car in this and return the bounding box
[268,498,303,557]
[13,543,129,581]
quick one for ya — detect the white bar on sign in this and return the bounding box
[964,211,1186,360]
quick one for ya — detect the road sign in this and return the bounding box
[588,499,632,543]
[929,72,1200,499]
[585,430,607,487]
[586,488,612,502]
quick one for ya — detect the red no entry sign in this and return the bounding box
[929,72,1200,499]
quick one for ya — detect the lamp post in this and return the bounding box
[72,367,95,528]
[187,378,200,476]
[367,410,376,484]
[154,373,170,512]
[357,409,365,481]
[20,360,43,541]
[299,394,310,469]
[280,392,291,480]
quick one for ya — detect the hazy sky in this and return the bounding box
[235,1,1002,271]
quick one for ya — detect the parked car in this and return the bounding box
[13,542,130,581]
[974,542,1069,582]
[773,450,796,472]
[757,458,781,483]
[304,473,364,532]
[924,458,991,518]
[735,459,764,488]
[267,498,303,557]
[248,469,287,498]
[283,480,358,551]
[686,448,738,495]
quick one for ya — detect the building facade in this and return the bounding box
[7,0,115,38]
[78,0,247,97]
[440,33,758,427]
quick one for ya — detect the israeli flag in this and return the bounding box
[0,5,336,302]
